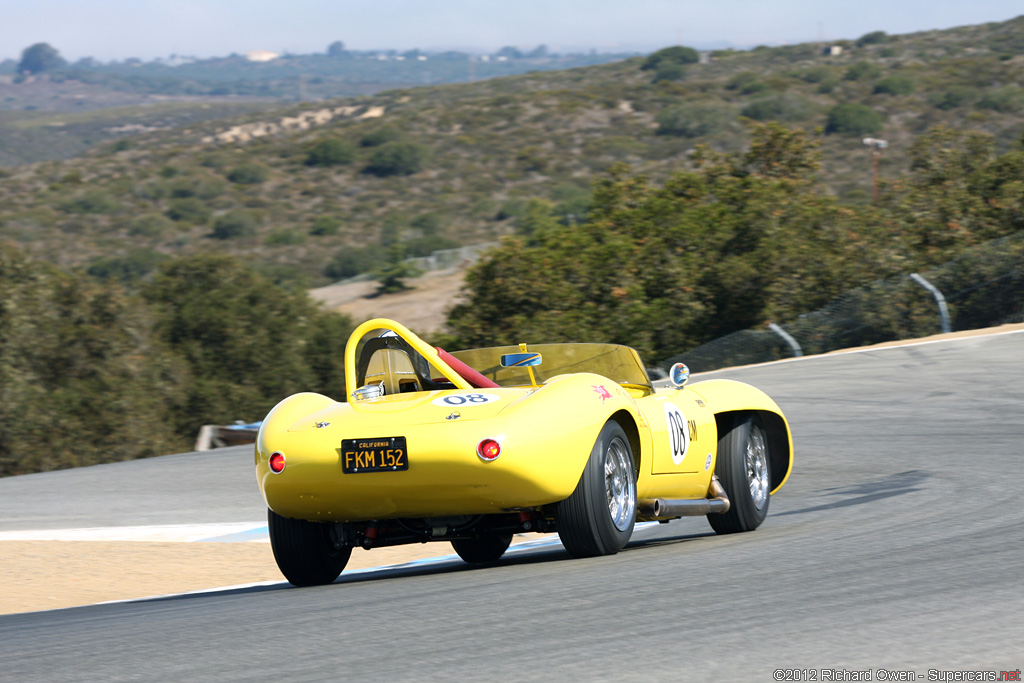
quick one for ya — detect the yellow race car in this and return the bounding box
[255,318,793,586]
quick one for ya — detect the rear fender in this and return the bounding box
[256,392,336,465]
[498,373,645,496]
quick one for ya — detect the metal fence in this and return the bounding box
[663,230,1024,373]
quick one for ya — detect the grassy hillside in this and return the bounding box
[0,16,1022,288]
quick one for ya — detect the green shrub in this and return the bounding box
[360,126,403,147]
[59,190,117,214]
[305,137,356,166]
[264,228,306,246]
[166,197,211,224]
[844,62,883,81]
[741,94,813,122]
[817,77,839,94]
[825,103,885,136]
[411,212,442,236]
[324,243,388,279]
[978,87,1024,113]
[129,213,175,237]
[930,87,976,110]
[309,216,341,236]
[133,181,169,201]
[404,235,461,257]
[210,210,259,239]
[166,177,223,200]
[874,76,915,95]
[856,31,889,47]
[226,163,269,184]
[726,71,769,94]
[798,66,833,83]
[364,142,426,177]
[656,103,734,137]
[641,46,700,71]
[87,249,169,283]
[653,62,687,83]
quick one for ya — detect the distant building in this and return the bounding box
[823,45,844,57]
[244,50,279,63]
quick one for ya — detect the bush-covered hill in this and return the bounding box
[0,247,352,476]
[0,16,1022,291]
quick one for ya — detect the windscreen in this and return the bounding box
[449,343,652,389]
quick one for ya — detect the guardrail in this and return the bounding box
[663,230,1024,373]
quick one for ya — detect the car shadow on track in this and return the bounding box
[61,527,719,614]
[775,469,930,517]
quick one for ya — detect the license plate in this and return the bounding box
[341,437,408,473]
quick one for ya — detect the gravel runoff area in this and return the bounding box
[3,322,1022,615]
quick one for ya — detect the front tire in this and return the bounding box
[708,414,771,534]
[268,509,351,587]
[556,421,637,558]
[451,533,513,564]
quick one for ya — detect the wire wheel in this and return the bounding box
[606,435,638,532]
[556,421,637,557]
[708,414,771,535]
[747,425,770,511]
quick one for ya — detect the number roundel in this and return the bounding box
[431,392,501,407]
[663,402,690,466]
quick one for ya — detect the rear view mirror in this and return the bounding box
[500,352,542,368]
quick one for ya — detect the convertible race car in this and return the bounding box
[255,318,793,586]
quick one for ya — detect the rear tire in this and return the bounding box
[268,509,351,587]
[451,533,513,564]
[556,421,637,558]
[708,414,771,534]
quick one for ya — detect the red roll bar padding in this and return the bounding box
[435,347,500,389]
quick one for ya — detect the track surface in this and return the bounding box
[2,332,1022,680]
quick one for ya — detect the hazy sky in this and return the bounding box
[3,0,1022,62]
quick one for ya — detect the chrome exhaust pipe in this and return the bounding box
[638,476,732,517]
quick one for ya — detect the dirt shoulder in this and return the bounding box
[309,268,467,335]
[0,540,474,615]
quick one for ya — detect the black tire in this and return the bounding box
[556,421,637,558]
[268,508,352,587]
[451,533,514,564]
[708,414,771,535]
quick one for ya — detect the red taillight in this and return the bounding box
[269,452,286,473]
[477,439,501,461]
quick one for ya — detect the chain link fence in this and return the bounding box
[663,230,1024,373]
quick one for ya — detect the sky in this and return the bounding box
[2,0,1022,62]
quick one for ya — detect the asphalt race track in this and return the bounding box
[1,331,1022,681]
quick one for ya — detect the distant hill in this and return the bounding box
[0,15,1021,288]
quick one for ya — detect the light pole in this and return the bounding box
[862,137,888,205]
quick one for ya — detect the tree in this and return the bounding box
[856,31,889,47]
[825,103,885,136]
[364,141,426,177]
[641,46,700,71]
[327,40,347,57]
[305,137,355,166]
[447,123,897,360]
[211,210,259,240]
[0,243,185,475]
[17,43,66,74]
[143,254,352,436]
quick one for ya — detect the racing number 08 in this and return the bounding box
[664,403,690,466]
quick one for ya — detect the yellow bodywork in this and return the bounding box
[256,318,792,523]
